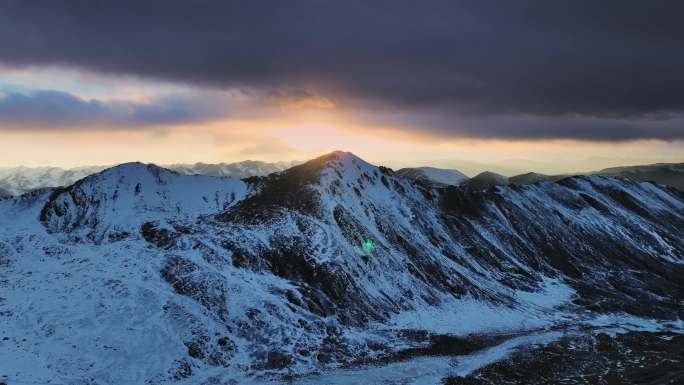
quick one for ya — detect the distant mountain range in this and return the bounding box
[395,167,469,187]
[591,162,684,191]
[0,165,106,196]
[168,160,300,178]
[0,160,300,196]
[2,160,682,198]
[398,162,684,191]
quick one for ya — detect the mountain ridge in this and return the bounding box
[0,160,299,196]
[2,158,683,197]
[396,167,469,187]
[1,151,683,384]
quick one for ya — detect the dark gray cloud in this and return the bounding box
[358,108,684,141]
[0,89,230,128]
[0,1,683,139]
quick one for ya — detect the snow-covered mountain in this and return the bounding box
[0,160,297,196]
[0,165,106,196]
[1,151,683,384]
[396,167,469,186]
[168,160,299,179]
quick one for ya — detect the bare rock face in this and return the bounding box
[160,255,230,322]
[141,221,178,249]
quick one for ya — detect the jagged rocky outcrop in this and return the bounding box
[1,151,683,384]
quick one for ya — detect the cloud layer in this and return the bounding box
[0,1,683,140]
[0,89,236,129]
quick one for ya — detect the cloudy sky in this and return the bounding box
[0,1,682,173]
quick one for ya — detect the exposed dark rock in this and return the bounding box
[160,256,229,322]
[185,340,206,359]
[443,331,684,385]
[140,221,177,249]
[218,153,340,223]
[264,351,293,370]
[171,360,193,380]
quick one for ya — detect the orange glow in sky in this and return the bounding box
[0,68,682,174]
[2,112,681,175]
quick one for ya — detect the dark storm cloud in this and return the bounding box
[0,0,683,139]
[358,108,684,141]
[0,89,230,129]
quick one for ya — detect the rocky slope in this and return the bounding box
[0,151,682,384]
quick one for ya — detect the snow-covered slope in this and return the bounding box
[1,151,683,384]
[396,167,469,186]
[39,162,249,241]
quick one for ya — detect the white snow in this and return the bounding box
[1,152,682,384]
[388,278,575,336]
[397,167,469,186]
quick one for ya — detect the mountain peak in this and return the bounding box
[328,150,375,167]
[68,162,178,191]
[284,151,374,177]
[101,161,165,174]
[313,150,364,163]
[39,161,248,237]
[328,149,354,157]
[217,150,389,221]
[465,171,509,190]
[84,162,165,181]
[509,172,550,186]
